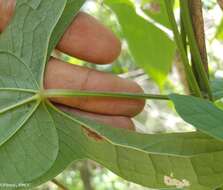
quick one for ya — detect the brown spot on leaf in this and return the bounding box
[143,2,161,14]
[82,126,104,141]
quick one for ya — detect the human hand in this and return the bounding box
[0,0,145,131]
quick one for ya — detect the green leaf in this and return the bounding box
[0,0,85,184]
[141,0,174,28]
[211,78,223,100]
[170,94,223,141]
[215,18,223,41]
[0,0,64,183]
[105,0,176,86]
[3,1,223,190]
[32,107,223,190]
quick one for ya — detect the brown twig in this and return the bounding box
[218,0,223,10]
[175,52,190,94]
[51,179,69,190]
[80,161,95,190]
[188,0,209,75]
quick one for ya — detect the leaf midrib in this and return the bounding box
[46,101,223,158]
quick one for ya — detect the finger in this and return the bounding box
[0,0,15,32]
[45,58,145,117]
[0,2,121,64]
[57,12,121,64]
[57,104,135,131]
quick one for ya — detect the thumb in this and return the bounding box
[0,0,16,32]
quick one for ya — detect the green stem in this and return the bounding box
[43,89,170,100]
[180,0,213,100]
[51,179,68,190]
[180,6,187,54]
[164,0,202,98]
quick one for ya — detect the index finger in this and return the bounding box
[57,12,121,64]
[0,1,121,64]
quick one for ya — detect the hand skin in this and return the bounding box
[0,0,145,132]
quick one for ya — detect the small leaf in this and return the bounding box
[215,18,223,41]
[170,94,223,141]
[141,0,174,28]
[211,78,223,100]
[105,0,176,86]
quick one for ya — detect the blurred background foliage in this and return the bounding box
[37,0,223,189]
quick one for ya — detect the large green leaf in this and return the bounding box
[0,0,84,186]
[31,107,223,190]
[105,0,176,86]
[0,0,66,183]
[3,1,223,190]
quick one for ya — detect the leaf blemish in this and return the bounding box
[164,174,190,189]
[143,2,161,14]
[82,127,104,142]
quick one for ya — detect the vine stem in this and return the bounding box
[180,0,213,100]
[218,0,223,10]
[164,0,202,98]
[188,0,209,74]
[180,5,187,54]
[43,89,170,100]
[51,179,68,190]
